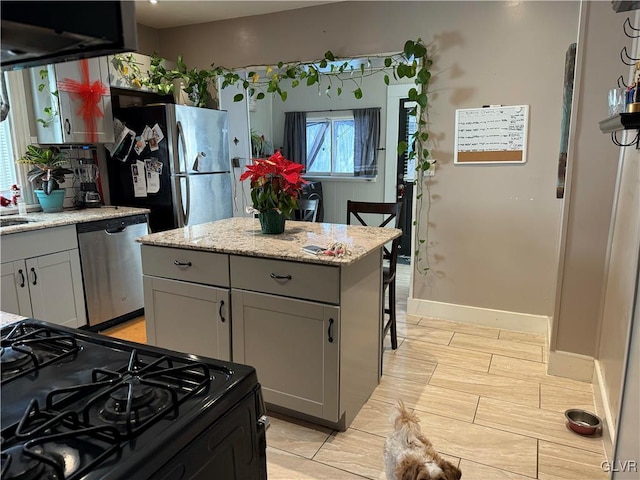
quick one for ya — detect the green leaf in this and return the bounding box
[39,69,48,80]
[306,75,317,86]
[416,193,423,199]
[38,84,45,92]
[43,107,52,115]
[419,239,425,244]
[319,59,328,69]
[420,132,429,142]
[291,80,299,88]
[413,43,427,58]
[337,87,342,96]
[384,57,392,68]
[403,40,415,58]
[36,119,47,126]
[280,91,287,102]
[277,61,284,68]
[416,93,428,109]
[360,63,365,75]
[324,51,335,61]
[397,141,408,156]
[408,88,418,100]
[354,88,363,99]
[417,68,431,84]
[233,93,244,102]
[256,92,265,100]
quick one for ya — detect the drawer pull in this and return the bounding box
[173,260,192,267]
[270,273,292,280]
[30,267,38,286]
[18,269,25,288]
[219,300,226,323]
[328,318,334,343]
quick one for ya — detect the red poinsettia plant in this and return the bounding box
[240,151,307,218]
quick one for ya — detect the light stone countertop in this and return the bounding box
[1,311,28,327]
[136,217,402,266]
[0,207,150,235]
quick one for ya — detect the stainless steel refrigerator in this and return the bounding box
[107,104,232,233]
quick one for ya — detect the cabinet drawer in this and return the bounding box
[230,256,339,304]
[142,245,229,287]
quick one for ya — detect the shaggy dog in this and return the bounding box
[383,401,462,480]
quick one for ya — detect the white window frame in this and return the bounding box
[2,70,36,208]
[306,112,355,178]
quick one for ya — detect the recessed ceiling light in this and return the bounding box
[149,0,158,4]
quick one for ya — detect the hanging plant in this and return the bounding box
[116,39,433,273]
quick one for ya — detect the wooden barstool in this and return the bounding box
[346,200,404,349]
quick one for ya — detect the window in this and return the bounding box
[1,71,34,205]
[0,113,17,191]
[306,114,355,176]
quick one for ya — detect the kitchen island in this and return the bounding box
[137,217,401,430]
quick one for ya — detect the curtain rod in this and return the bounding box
[284,107,381,114]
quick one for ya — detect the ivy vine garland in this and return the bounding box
[114,39,432,274]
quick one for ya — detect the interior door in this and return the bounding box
[396,98,417,261]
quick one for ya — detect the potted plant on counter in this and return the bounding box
[240,151,306,234]
[17,145,72,212]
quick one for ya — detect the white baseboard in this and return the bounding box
[593,360,616,461]
[547,350,594,382]
[407,297,549,334]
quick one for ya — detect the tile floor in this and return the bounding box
[104,264,608,479]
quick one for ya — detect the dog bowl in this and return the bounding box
[564,409,601,435]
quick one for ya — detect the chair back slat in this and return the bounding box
[293,198,319,222]
[346,200,404,260]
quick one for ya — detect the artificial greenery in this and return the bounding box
[17,145,72,195]
[115,39,433,273]
[35,68,59,127]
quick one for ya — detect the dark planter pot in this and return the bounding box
[258,210,286,234]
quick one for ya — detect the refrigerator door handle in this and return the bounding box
[176,120,187,174]
[184,174,191,225]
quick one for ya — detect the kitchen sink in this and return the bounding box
[0,217,35,227]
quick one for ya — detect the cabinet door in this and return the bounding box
[232,289,340,422]
[26,250,86,328]
[1,261,33,317]
[55,57,114,143]
[144,276,231,361]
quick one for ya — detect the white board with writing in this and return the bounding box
[454,105,529,164]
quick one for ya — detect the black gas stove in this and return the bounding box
[0,319,267,480]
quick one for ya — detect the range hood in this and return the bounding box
[1,1,137,71]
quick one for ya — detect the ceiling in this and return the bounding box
[135,1,339,29]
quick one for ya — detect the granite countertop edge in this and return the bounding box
[0,207,150,235]
[136,217,402,266]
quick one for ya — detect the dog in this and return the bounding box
[383,401,462,480]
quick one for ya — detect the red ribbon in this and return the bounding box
[57,59,109,143]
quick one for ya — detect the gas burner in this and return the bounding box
[81,350,212,438]
[1,400,121,480]
[99,379,171,427]
[1,445,47,480]
[0,323,79,384]
[1,345,35,380]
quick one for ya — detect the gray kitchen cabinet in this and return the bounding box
[144,276,230,361]
[141,245,231,361]
[1,226,86,328]
[29,56,114,144]
[232,289,340,422]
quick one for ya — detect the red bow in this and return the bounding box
[57,59,109,143]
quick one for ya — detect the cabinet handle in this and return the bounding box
[65,118,71,135]
[173,260,192,267]
[327,318,334,343]
[30,267,37,286]
[269,273,292,280]
[219,300,226,323]
[18,269,25,287]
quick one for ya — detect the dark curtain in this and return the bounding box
[353,107,380,177]
[282,111,307,168]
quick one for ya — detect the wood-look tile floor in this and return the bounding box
[103,264,607,479]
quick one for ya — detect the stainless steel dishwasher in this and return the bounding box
[76,213,148,329]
